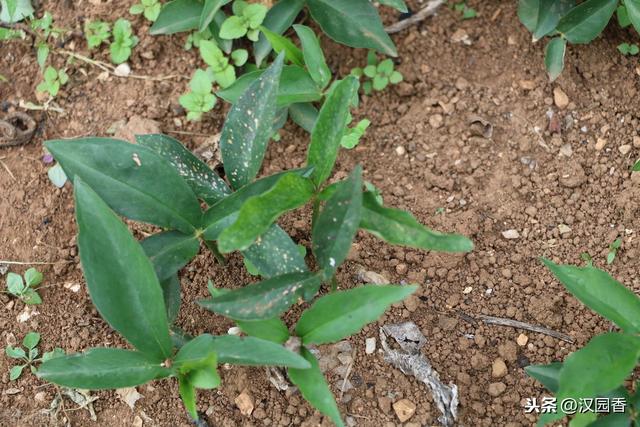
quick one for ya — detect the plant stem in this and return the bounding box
[204,241,226,265]
[330,275,338,292]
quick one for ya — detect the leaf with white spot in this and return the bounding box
[220,54,283,189]
[241,224,308,278]
[137,134,231,205]
[198,272,321,320]
[312,166,362,279]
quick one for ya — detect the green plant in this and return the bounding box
[451,1,477,19]
[43,54,472,423]
[526,259,640,426]
[518,0,640,81]
[84,20,111,49]
[179,69,217,120]
[219,0,267,41]
[340,118,370,149]
[199,39,247,88]
[110,18,138,64]
[634,159,640,171]
[0,0,34,23]
[351,52,403,95]
[130,0,162,22]
[6,267,44,304]
[6,332,64,380]
[618,41,640,55]
[36,66,68,98]
[607,237,622,264]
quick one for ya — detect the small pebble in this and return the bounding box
[553,87,569,109]
[517,334,529,346]
[501,229,520,239]
[365,338,376,354]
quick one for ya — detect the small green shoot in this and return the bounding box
[435,207,446,215]
[199,40,246,88]
[219,0,267,41]
[85,21,111,49]
[36,66,68,98]
[6,268,44,304]
[5,332,64,381]
[617,42,639,56]
[179,69,217,121]
[352,53,402,95]
[185,28,212,51]
[340,119,370,149]
[607,237,622,265]
[130,0,162,22]
[580,251,593,267]
[452,1,477,19]
[110,18,138,64]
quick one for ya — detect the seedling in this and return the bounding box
[129,0,161,22]
[43,55,473,423]
[36,66,68,98]
[0,0,34,23]
[199,40,246,88]
[179,69,217,121]
[579,251,593,266]
[607,237,622,264]
[451,1,477,19]
[6,332,64,380]
[84,21,110,49]
[184,28,212,51]
[110,18,138,64]
[527,259,640,426]
[617,42,639,56]
[219,0,267,41]
[352,52,403,95]
[6,267,44,304]
[340,118,370,149]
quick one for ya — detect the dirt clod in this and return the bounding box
[553,87,569,109]
[234,391,254,416]
[393,398,416,422]
[491,359,508,378]
[488,382,507,397]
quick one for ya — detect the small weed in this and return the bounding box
[179,69,217,121]
[129,0,162,22]
[617,42,639,56]
[452,1,477,19]
[219,0,267,42]
[36,66,68,98]
[607,237,622,265]
[84,21,110,49]
[5,332,64,380]
[110,18,138,64]
[579,251,593,266]
[6,267,44,304]
[340,119,370,149]
[351,52,403,95]
[199,40,247,88]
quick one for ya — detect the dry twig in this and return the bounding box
[385,0,445,34]
[459,312,574,343]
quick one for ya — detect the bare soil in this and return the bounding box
[2,1,640,426]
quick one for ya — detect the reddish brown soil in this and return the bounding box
[2,1,640,426]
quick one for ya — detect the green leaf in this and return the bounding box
[524,362,562,393]
[296,284,417,345]
[180,334,310,368]
[260,25,304,67]
[137,134,231,205]
[361,191,473,252]
[6,272,24,295]
[198,272,321,320]
[557,333,640,400]
[542,259,640,334]
[288,102,318,133]
[617,4,632,27]
[160,274,181,324]
[588,413,633,427]
[142,231,200,282]
[244,3,267,28]
[37,348,171,389]
[0,0,33,23]
[202,168,309,240]
[544,36,566,82]
[217,65,322,107]
[36,43,49,69]
[173,334,218,372]
[377,0,408,13]
[556,0,617,44]
[5,346,26,359]
[217,173,314,253]
[306,77,359,186]
[219,15,247,39]
[9,365,24,381]
[199,0,230,32]
[307,0,397,56]
[235,318,290,343]
[208,10,233,53]
[24,267,43,287]
[288,347,344,427]
[293,25,331,89]
[74,178,172,360]
[231,48,248,66]
[624,0,640,34]
[130,3,145,14]
[253,0,305,66]
[41,348,65,362]
[150,0,202,35]
[220,54,283,189]
[45,138,202,234]
[241,224,309,278]
[312,167,362,277]
[22,332,40,350]
[634,159,640,171]
[178,377,198,419]
[341,119,370,149]
[518,0,540,31]
[22,288,42,305]
[532,0,575,41]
